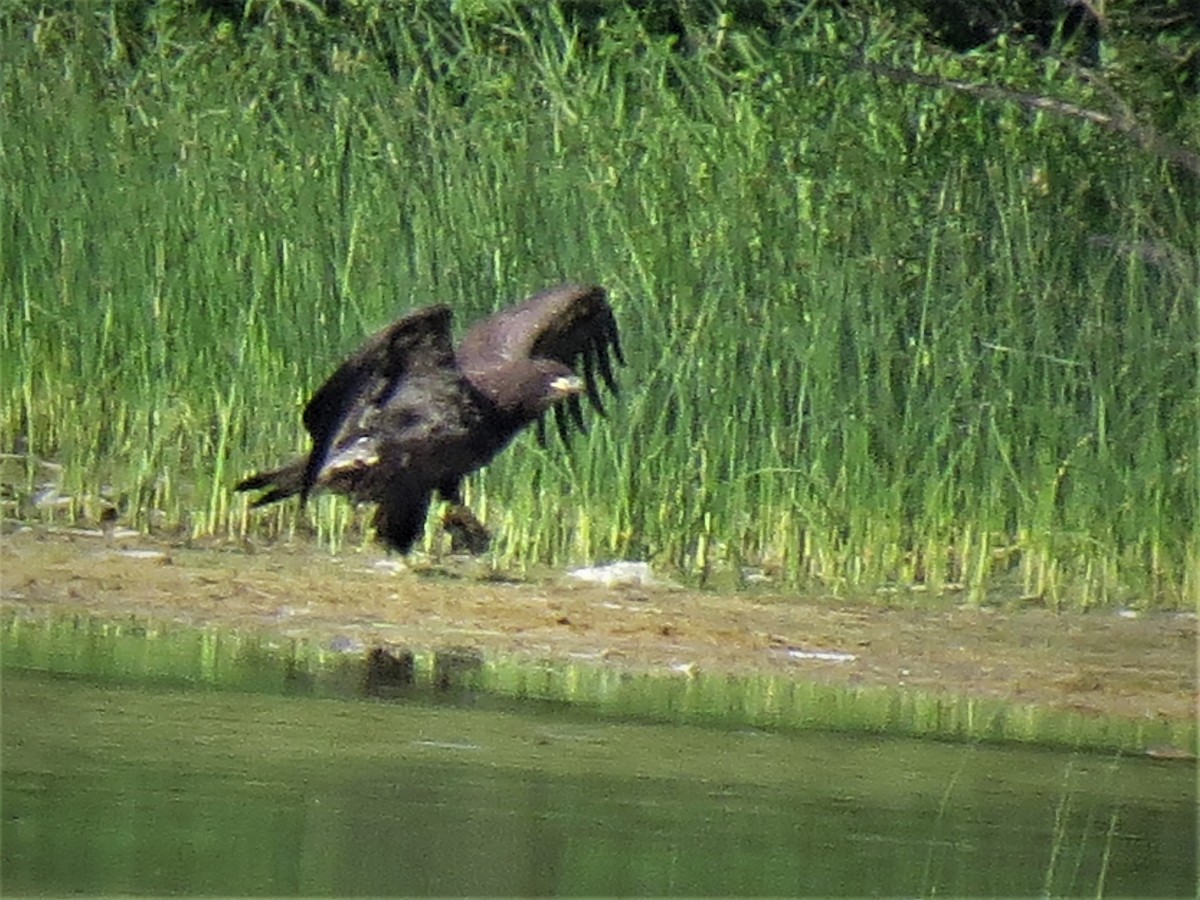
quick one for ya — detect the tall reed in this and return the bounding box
[1,8,1194,606]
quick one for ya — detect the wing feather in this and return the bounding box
[457,284,624,442]
[300,305,455,500]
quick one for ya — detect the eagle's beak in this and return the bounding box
[550,375,585,396]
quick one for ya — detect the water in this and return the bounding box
[3,667,1194,896]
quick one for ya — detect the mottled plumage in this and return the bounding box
[235,283,623,553]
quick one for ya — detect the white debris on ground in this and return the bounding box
[12,524,142,540]
[783,647,858,664]
[114,549,170,562]
[740,567,773,584]
[567,561,656,588]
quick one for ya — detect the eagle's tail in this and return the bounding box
[234,459,307,508]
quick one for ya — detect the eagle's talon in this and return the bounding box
[442,505,491,555]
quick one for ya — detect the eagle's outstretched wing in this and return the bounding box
[455,284,624,443]
[299,305,456,501]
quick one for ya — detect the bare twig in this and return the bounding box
[856,58,1200,177]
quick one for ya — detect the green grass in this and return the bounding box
[1,7,1196,607]
[4,611,1194,753]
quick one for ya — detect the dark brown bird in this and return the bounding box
[235,283,623,553]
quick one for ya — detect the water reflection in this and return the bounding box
[3,669,1194,896]
[3,612,1193,754]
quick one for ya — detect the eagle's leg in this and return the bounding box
[441,504,491,555]
[435,478,491,554]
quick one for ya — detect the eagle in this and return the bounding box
[235,283,624,554]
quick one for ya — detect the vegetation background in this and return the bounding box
[1,0,1196,608]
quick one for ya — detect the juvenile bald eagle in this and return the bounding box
[235,283,623,553]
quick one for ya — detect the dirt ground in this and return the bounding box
[2,528,1196,736]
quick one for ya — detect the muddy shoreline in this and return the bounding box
[2,529,1196,731]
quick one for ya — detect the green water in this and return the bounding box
[2,665,1194,896]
